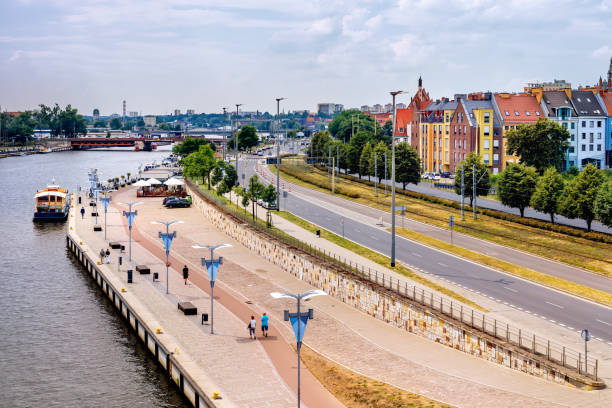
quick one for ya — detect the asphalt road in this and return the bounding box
[240,157,612,345]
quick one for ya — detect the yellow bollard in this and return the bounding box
[79,241,83,245]
[156,328,163,334]
[70,226,72,230]
[97,261,101,265]
[212,392,221,399]
[121,288,126,292]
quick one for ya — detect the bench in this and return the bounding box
[109,242,122,249]
[89,201,97,207]
[135,265,150,274]
[93,225,102,231]
[91,212,98,217]
[178,302,197,315]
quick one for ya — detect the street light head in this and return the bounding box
[276,97,286,102]
[390,90,404,96]
[270,292,298,300]
[152,220,184,226]
[192,243,232,251]
[301,290,327,300]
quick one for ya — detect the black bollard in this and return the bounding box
[127,269,133,283]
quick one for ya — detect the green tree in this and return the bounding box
[210,160,224,186]
[594,181,612,228]
[237,125,259,150]
[93,120,107,128]
[382,120,393,138]
[261,184,277,208]
[454,153,491,206]
[328,110,384,144]
[530,167,564,223]
[309,131,332,161]
[222,161,238,190]
[558,163,605,231]
[359,142,373,180]
[505,119,570,174]
[173,137,216,158]
[109,118,122,130]
[347,130,371,177]
[181,144,216,189]
[395,142,420,189]
[5,112,37,143]
[246,174,265,220]
[369,141,389,183]
[497,163,538,217]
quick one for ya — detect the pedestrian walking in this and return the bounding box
[80,207,85,219]
[247,315,256,339]
[182,265,189,285]
[261,313,269,337]
[99,249,105,263]
[105,248,111,264]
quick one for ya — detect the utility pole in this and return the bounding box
[222,107,227,161]
[374,151,378,196]
[328,144,332,182]
[276,98,285,211]
[472,163,477,220]
[336,145,340,178]
[235,104,242,185]
[461,163,465,221]
[390,90,404,268]
[384,151,388,196]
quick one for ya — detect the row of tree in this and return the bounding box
[0,104,88,143]
[497,163,611,231]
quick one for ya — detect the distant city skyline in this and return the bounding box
[1,0,611,115]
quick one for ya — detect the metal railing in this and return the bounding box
[187,179,599,381]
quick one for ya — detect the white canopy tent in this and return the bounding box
[146,178,162,185]
[133,179,151,187]
[164,178,184,186]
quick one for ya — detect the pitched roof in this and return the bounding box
[493,93,542,123]
[541,90,576,117]
[460,99,499,128]
[599,91,612,115]
[570,90,606,117]
[394,108,413,134]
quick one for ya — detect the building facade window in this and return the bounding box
[484,140,490,149]
[483,154,490,164]
[582,145,586,151]
[484,112,490,123]
[493,140,499,148]
[597,144,601,151]
[493,154,499,164]
[484,126,490,136]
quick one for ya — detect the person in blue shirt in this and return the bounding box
[261,313,269,337]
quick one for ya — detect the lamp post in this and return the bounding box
[276,97,285,211]
[92,188,101,225]
[270,290,326,408]
[152,220,183,294]
[222,107,228,161]
[235,104,243,185]
[119,201,142,262]
[192,243,232,334]
[390,90,404,267]
[100,192,112,240]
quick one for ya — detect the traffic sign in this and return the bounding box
[581,329,591,341]
[449,215,454,227]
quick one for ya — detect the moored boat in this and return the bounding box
[33,180,70,221]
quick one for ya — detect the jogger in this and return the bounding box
[261,313,269,337]
[247,316,256,339]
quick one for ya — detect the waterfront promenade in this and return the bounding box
[74,185,611,407]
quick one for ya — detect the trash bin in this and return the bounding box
[153,272,159,281]
[202,313,209,324]
[78,196,82,204]
[127,269,133,283]
[120,245,125,252]
[316,230,321,237]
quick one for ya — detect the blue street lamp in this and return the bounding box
[119,201,142,262]
[270,290,326,408]
[153,220,184,294]
[192,244,232,334]
[100,193,112,240]
[93,188,101,225]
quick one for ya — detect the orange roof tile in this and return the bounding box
[600,91,612,114]
[494,93,543,123]
[394,108,413,135]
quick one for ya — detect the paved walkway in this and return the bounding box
[129,184,612,407]
[77,191,342,408]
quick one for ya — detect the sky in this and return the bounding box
[1,0,611,116]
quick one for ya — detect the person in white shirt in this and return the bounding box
[247,315,256,339]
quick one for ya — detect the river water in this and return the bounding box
[0,146,189,408]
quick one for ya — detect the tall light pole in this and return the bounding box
[235,104,242,185]
[193,244,232,334]
[222,107,228,161]
[270,290,326,408]
[119,201,142,262]
[390,90,404,267]
[276,97,285,211]
[100,192,112,240]
[152,220,183,294]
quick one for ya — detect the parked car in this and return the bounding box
[165,198,190,208]
[441,172,451,178]
[432,173,441,181]
[422,172,430,180]
[163,196,178,206]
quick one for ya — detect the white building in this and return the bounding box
[571,90,606,169]
[143,115,156,127]
[540,91,579,170]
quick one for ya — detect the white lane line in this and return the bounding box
[504,287,518,293]
[596,319,611,326]
[411,252,422,257]
[437,262,448,267]
[550,320,556,323]
[545,301,564,309]
[370,235,378,240]
[559,323,566,327]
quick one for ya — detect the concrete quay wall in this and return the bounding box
[66,223,219,408]
[188,184,601,390]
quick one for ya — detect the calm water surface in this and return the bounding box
[0,147,189,408]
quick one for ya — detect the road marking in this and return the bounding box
[504,287,518,293]
[411,252,422,257]
[545,301,564,309]
[549,320,556,323]
[559,323,566,327]
[596,319,611,326]
[568,327,574,330]
[370,235,378,240]
[437,262,448,267]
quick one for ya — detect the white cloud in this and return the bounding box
[592,45,611,57]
